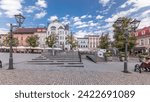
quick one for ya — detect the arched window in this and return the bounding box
[51,26,56,30]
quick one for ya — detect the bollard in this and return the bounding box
[0,60,2,68]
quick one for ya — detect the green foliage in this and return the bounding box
[113,17,137,52]
[26,35,39,47]
[119,52,125,57]
[66,34,77,50]
[104,52,112,57]
[45,34,56,47]
[98,34,109,49]
[3,35,19,47]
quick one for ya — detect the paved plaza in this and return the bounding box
[0,52,150,85]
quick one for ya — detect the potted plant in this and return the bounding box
[119,52,125,62]
[138,53,148,62]
[104,52,112,62]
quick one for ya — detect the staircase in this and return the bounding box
[28,51,84,68]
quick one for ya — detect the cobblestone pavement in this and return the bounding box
[0,53,150,85]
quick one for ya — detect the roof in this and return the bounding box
[13,27,47,34]
[77,37,88,39]
[84,35,100,38]
[135,26,150,37]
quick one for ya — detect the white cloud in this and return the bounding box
[89,22,98,27]
[0,12,2,16]
[0,0,23,18]
[75,30,93,38]
[99,0,110,6]
[25,6,38,13]
[0,28,8,34]
[81,15,87,19]
[74,21,84,26]
[138,16,150,29]
[105,0,150,31]
[76,24,88,29]
[88,15,92,18]
[96,15,103,19]
[35,11,47,19]
[35,0,47,8]
[62,15,70,25]
[73,17,81,22]
[120,0,150,9]
[48,16,58,21]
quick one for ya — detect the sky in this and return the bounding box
[0,0,150,38]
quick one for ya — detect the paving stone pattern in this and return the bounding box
[0,53,150,85]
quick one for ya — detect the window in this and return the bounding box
[51,26,56,30]
[141,39,144,45]
[142,30,145,35]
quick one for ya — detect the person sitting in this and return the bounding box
[142,56,150,71]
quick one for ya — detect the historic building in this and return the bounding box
[47,20,70,50]
[77,38,88,48]
[0,34,7,46]
[134,26,150,53]
[13,28,46,47]
[85,35,100,49]
[76,35,100,50]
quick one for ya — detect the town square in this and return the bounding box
[0,0,150,85]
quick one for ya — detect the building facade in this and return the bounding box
[85,35,100,49]
[0,34,7,46]
[47,20,70,50]
[134,26,150,53]
[13,28,46,47]
[77,38,88,48]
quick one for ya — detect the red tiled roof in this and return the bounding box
[135,26,150,37]
[13,28,47,34]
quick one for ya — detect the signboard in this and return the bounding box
[97,49,106,58]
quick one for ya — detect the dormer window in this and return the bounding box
[51,26,56,30]
[142,30,145,35]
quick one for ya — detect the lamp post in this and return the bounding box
[114,17,140,73]
[8,13,25,70]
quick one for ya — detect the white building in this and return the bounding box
[34,28,47,48]
[77,38,88,49]
[85,35,100,49]
[47,20,70,50]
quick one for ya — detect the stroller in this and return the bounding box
[134,57,150,73]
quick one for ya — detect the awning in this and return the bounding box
[133,47,146,51]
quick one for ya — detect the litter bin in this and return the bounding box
[0,60,2,68]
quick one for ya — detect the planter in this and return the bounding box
[139,57,145,62]
[119,56,125,62]
[138,55,147,62]
[104,52,112,62]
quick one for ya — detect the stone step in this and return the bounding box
[57,60,81,62]
[28,60,54,62]
[48,58,80,60]
[59,65,84,67]
[32,58,47,60]
[27,62,64,65]
[68,62,83,64]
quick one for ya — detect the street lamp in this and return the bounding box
[114,17,140,73]
[8,13,25,70]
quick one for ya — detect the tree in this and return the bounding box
[66,34,77,50]
[26,35,39,47]
[113,17,137,52]
[98,33,109,49]
[45,34,56,47]
[3,35,19,47]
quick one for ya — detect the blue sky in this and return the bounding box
[0,0,150,37]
